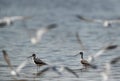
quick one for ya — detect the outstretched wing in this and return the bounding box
[2,50,13,70]
[76,32,86,51]
[2,50,18,76]
[87,44,118,63]
[110,56,120,64]
[71,32,87,57]
[16,60,28,73]
[76,15,103,23]
[31,23,57,44]
[9,16,33,21]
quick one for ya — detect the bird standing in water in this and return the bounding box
[75,32,117,69]
[28,54,47,72]
[79,52,97,69]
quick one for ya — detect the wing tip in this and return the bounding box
[106,45,118,50]
[47,24,57,29]
[76,15,84,20]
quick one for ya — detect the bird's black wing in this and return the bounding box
[35,58,47,65]
[110,56,120,64]
[2,50,13,70]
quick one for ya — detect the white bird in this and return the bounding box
[36,65,79,78]
[87,44,118,63]
[101,56,120,81]
[101,63,111,81]
[76,15,120,27]
[2,50,28,76]
[0,16,31,27]
[29,24,57,44]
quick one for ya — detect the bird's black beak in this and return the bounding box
[67,52,81,57]
[27,55,32,58]
[72,53,80,57]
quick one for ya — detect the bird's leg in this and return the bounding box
[37,66,38,73]
[37,65,40,72]
[80,67,87,72]
[84,65,87,69]
[82,65,89,71]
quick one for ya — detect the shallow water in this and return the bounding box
[0,0,120,81]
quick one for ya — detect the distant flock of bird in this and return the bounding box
[1,15,120,81]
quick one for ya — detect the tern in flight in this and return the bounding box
[2,50,28,80]
[76,15,120,27]
[28,23,57,44]
[101,56,120,81]
[0,16,32,27]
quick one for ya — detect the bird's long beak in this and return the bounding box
[27,55,32,58]
[74,53,80,56]
[67,52,81,57]
[70,53,80,57]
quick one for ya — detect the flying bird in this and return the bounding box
[29,23,57,44]
[110,56,120,64]
[76,32,87,52]
[0,16,32,27]
[101,56,120,81]
[36,65,79,78]
[2,50,28,76]
[76,15,120,27]
[87,44,118,63]
[101,63,111,81]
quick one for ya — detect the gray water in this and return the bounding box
[0,0,120,81]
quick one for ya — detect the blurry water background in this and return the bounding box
[0,0,120,81]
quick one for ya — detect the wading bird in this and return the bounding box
[74,32,117,69]
[78,51,97,69]
[76,15,120,27]
[28,54,47,71]
[76,32,117,62]
[36,65,79,78]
